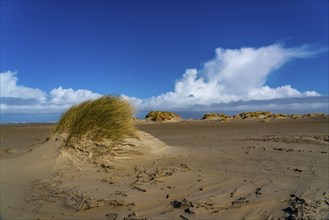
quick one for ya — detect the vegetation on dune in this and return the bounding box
[296,113,328,119]
[233,112,328,120]
[202,113,231,120]
[234,111,286,120]
[145,111,328,123]
[234,111,273,119]
[200,112,328,122]
[145,111,181,122]
[52,95,137,147]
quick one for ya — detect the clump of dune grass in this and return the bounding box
[52,95,137,149]
[145,111,181,122]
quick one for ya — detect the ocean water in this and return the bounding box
[0,113,61,124]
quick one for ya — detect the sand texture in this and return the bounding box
[0,124,53,159]
[1,118,328,219]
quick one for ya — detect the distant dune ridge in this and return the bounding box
[200,111,328,121]
[233,112,328,120]
[202,113,231,121]
[145,111,182,122]
[143,111,328,122]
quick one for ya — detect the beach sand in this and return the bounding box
[0,124,54,159]
[1,118,328,219]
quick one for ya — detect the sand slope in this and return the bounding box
[1,120,329,219]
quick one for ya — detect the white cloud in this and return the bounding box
[0,71,46,101]
[126,44,321,111]
[0,43,326,120]
[49,86,101,105]
[0,71,101,114]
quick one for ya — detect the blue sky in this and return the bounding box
[0,1,328,122]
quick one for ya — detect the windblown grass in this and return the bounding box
[52,95,137,147]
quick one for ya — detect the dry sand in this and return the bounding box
[1,118,328,219]
[0,124,54,159]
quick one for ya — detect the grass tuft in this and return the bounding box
[52,95,137,147]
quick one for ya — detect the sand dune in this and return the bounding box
[1,119,328,219]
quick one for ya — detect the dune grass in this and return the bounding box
[145,111,181,122]
[52,95,137,147]
[202,113,231,120]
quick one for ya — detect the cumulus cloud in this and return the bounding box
[0,71,101,114]
[49,86,101,105]
[0,43,326,121]
[126,44,321,111]
[0,71,46,101]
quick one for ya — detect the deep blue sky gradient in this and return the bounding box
[1,0,328,97]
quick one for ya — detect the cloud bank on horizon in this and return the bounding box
[0,71,101,114]
[0,44,327,117]
[125,44,321,110]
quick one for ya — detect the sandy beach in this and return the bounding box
[1,118,328,219]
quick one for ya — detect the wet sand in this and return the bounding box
[1,118,328,219]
